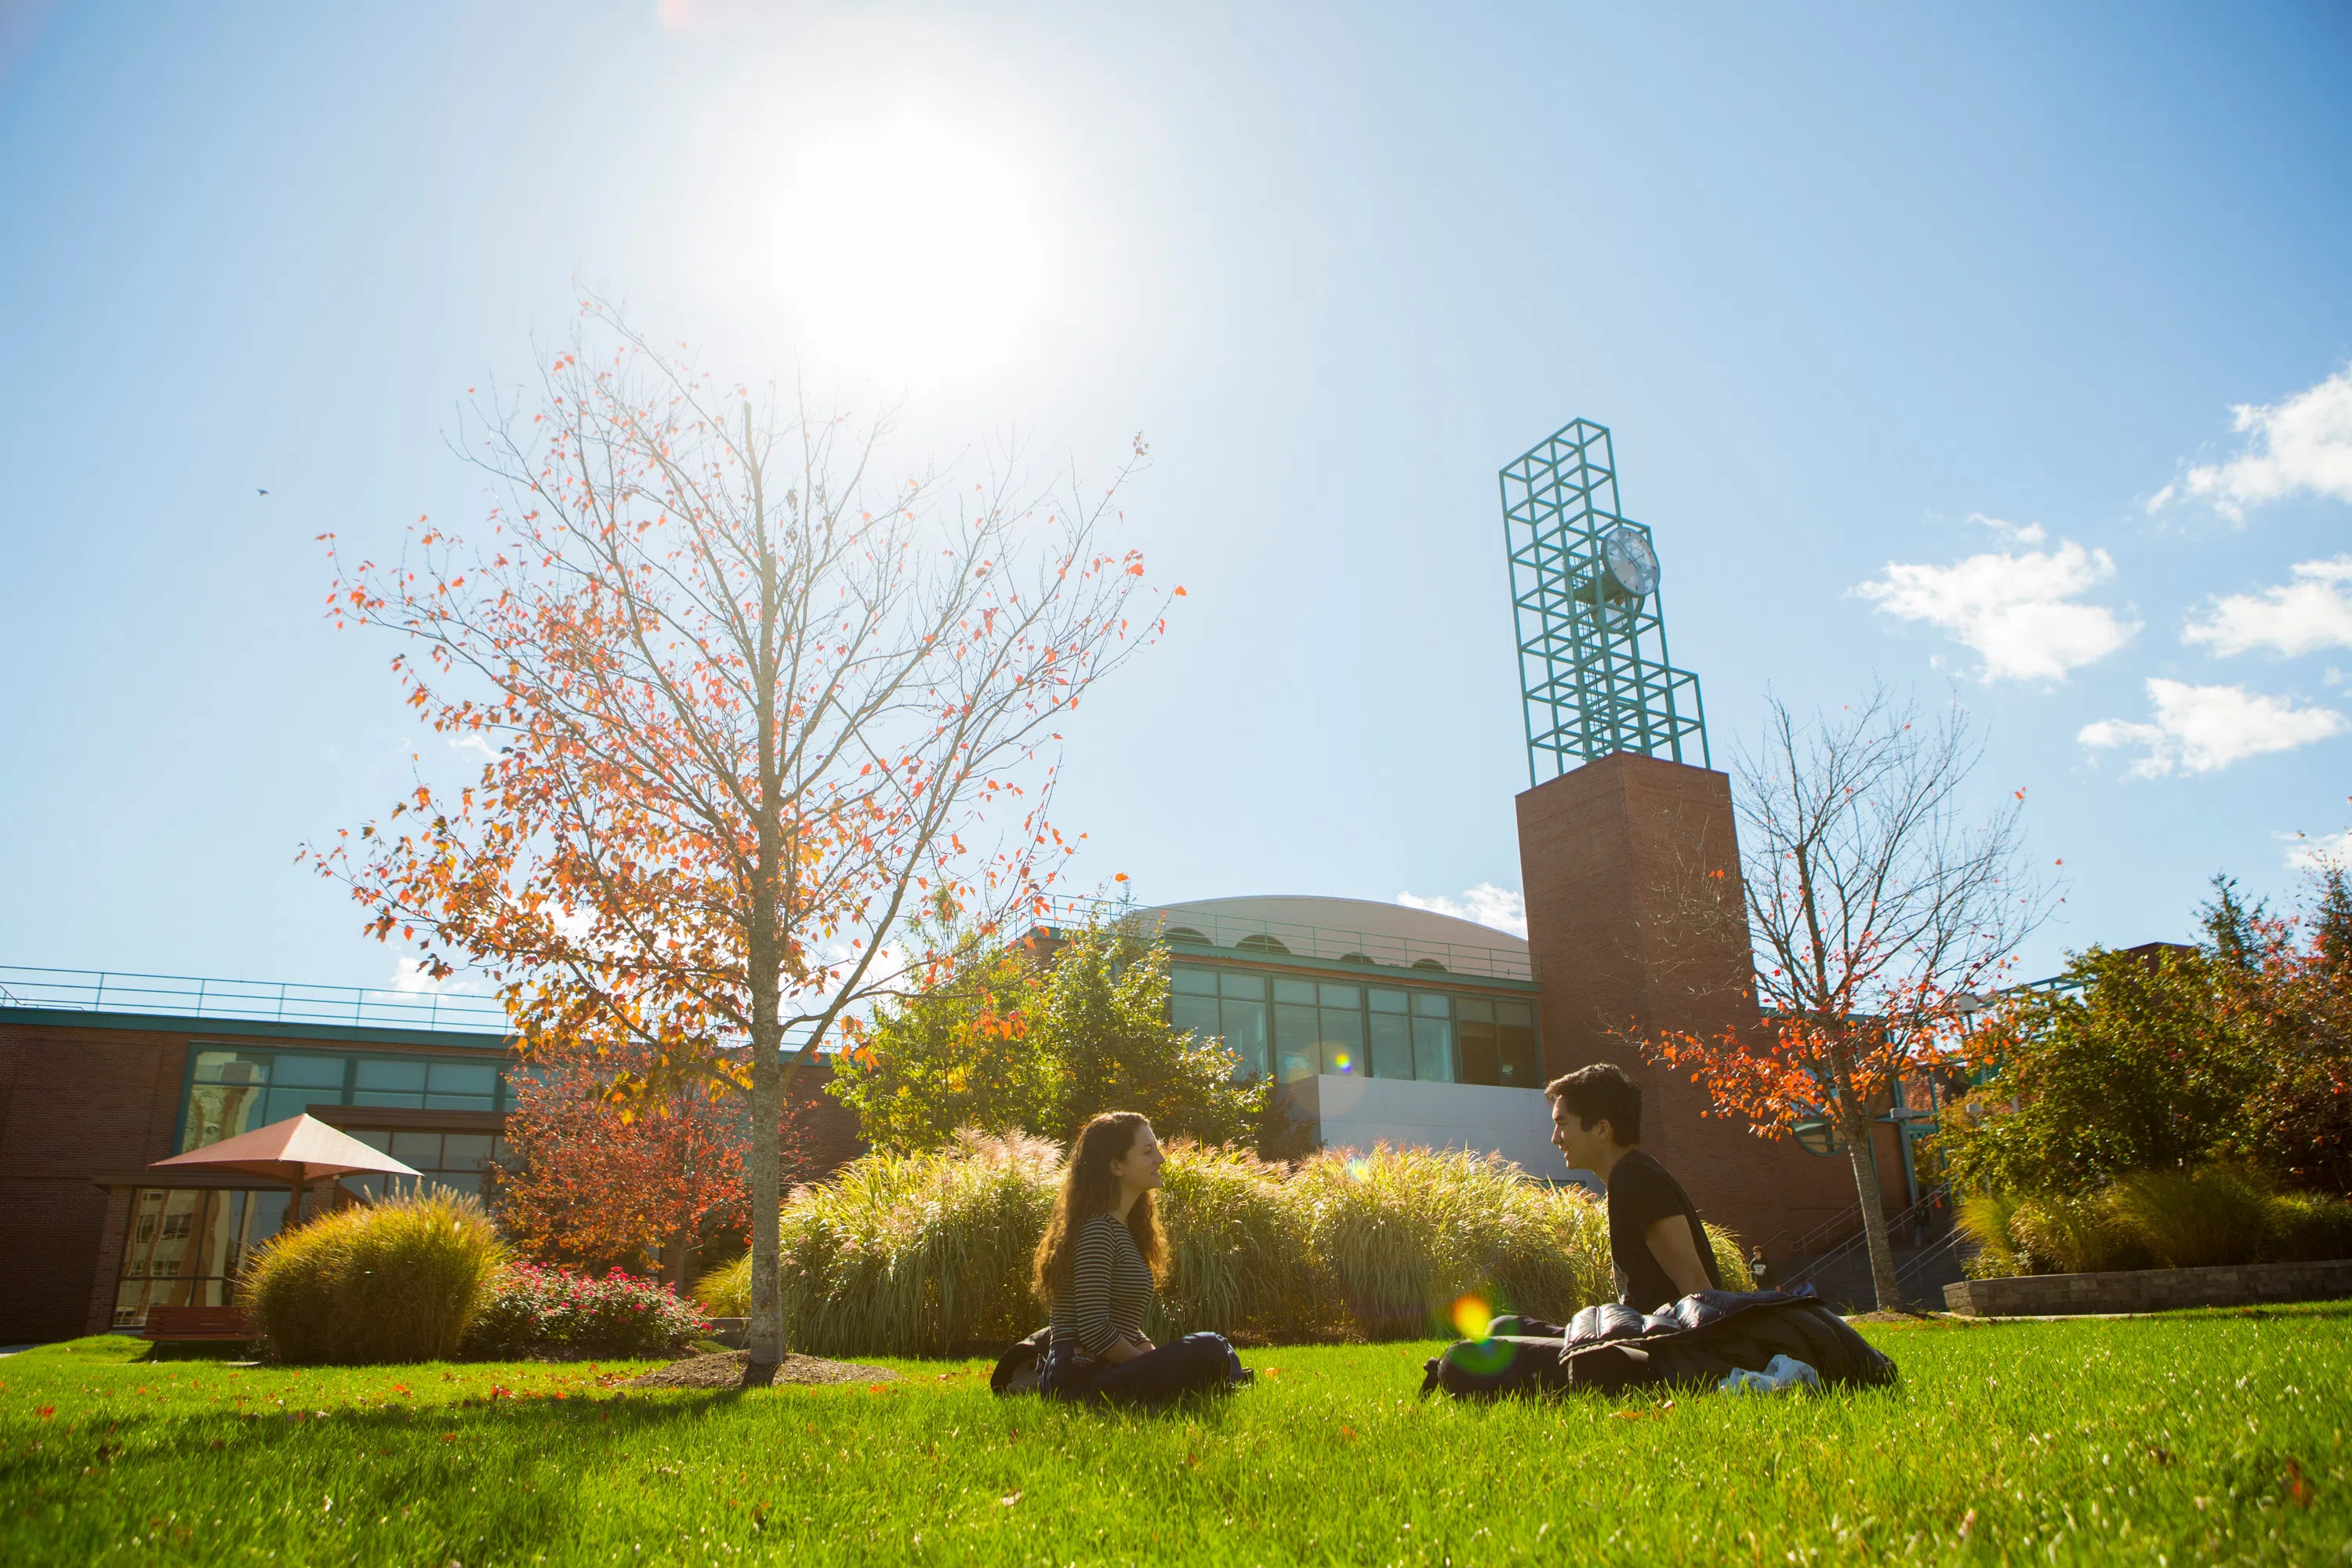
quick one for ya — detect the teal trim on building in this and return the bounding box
[0,1005,509,1052]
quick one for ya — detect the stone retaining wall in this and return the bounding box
[1944,1258,2352,1316]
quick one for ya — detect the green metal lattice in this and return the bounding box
[1501,419,1709,784]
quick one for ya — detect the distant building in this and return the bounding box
[0,980,857,1345]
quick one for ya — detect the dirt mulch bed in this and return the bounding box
[624,1351,902,1390]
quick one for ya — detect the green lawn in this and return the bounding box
[2,1305,2347,1565]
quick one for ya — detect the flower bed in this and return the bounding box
[462,1262,710,1359]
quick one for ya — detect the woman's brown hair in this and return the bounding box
[1031,1112,1167,1304]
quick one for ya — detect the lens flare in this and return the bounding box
[1451,1294,1493,1341]
[1332,1053,1353,1073]
[1345,1157,1370,1181]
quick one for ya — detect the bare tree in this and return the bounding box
[310,301,1167,1380]
[1645,686,2051,1310]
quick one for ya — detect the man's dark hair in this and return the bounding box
[1544,1062,1641,1146]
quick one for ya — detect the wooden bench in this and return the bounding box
[140,1305,251,1343]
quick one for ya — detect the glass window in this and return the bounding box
[1456,1011,1500,1087]
[1369,1011,1413,1079]
[1272,978,1316,1005]
[1367,988,1408,1014]
[272,1054,348,1089]
[1172,993,1221,1044]
[1412,1016,1454,1082]
[1219,971,1265,1000]
[1220,999,1269,1080]
[181,1079,267,1151]
[114,1187,284,1327]
[1413,992,1450,1018]
[426,1061,497,1097]
[1171,967,1218,996]
[1317,983,1359,1009]
[357,1058,428,1092]
[1318,1006,1363,1076]
[1497,1002,1540,1088]
[390,1131,444,1168]
[264,1086,324,1123]
[1273,1004,1319,1083]
[193,1051,270,1084]
[441,1133,495,1168]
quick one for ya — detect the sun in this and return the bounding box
[763,111,1054,387]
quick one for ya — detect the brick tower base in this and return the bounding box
[1515,753,1884,1258]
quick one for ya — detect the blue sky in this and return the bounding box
[2,1,2349,996]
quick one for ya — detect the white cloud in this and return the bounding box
[2078,678,2345,777]
[2183,556,2352,658]
[1396,883,1527,938]
[1851,518,2139,681]
[2151,365,2352,521]
[392,959,449,994]
[2280,826,2352,870]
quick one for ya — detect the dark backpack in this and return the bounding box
[990,1327,1052,1396]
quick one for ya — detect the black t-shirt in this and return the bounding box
[1606,1149,1722,1312]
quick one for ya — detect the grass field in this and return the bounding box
[3,1305,2347,1565]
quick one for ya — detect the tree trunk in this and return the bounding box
[1828,1044,1901,1313]
[745,1030,784,1382]
[1840,1109,1902,1312]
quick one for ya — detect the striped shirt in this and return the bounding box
[1048,1211,1154,1356]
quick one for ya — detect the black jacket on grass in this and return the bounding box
[1424,1288,1897,1399]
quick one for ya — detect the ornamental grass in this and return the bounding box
[1962,1162,2352,1278]
[237,1191,503,1364]
[697,1133,1680,1353]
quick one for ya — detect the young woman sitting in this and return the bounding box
[1031,1112,1250,1405]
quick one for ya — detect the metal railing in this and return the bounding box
[1040,897,1534,982]
[0,965,511,1034]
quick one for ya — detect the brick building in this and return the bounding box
[0,988,861,1345]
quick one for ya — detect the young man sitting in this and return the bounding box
[1421,1062,1900,1397]
[1545,1062,1719,1312]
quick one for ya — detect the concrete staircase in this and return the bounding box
[1771,1186,1976,1312]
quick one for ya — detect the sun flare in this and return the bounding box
[763,113,1054,386]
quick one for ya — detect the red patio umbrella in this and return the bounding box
[147,1113,423,1231]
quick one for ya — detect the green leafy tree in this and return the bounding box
[1934,944,2254,1196]
[831,912,1306,1156]
[2209,869,2352,1194]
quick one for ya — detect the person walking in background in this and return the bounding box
[1748,1245,1773,1291]
[1032,1112,1250,1405]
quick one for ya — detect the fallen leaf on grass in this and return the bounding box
[1958,1508,1976,1540]
[1000,1492,1022,1508]
[2285,1459,2313,1508]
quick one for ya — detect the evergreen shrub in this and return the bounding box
[238,1192,503,1364]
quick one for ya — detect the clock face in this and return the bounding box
[1601,524,1660,597]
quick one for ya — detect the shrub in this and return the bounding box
[463,1263,709,1359]
[238,1192,503,1364]
[2263,1190,2352,1261]
[2107,1166,2271,1269]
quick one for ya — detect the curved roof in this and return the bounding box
[1139,895,1529,981]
